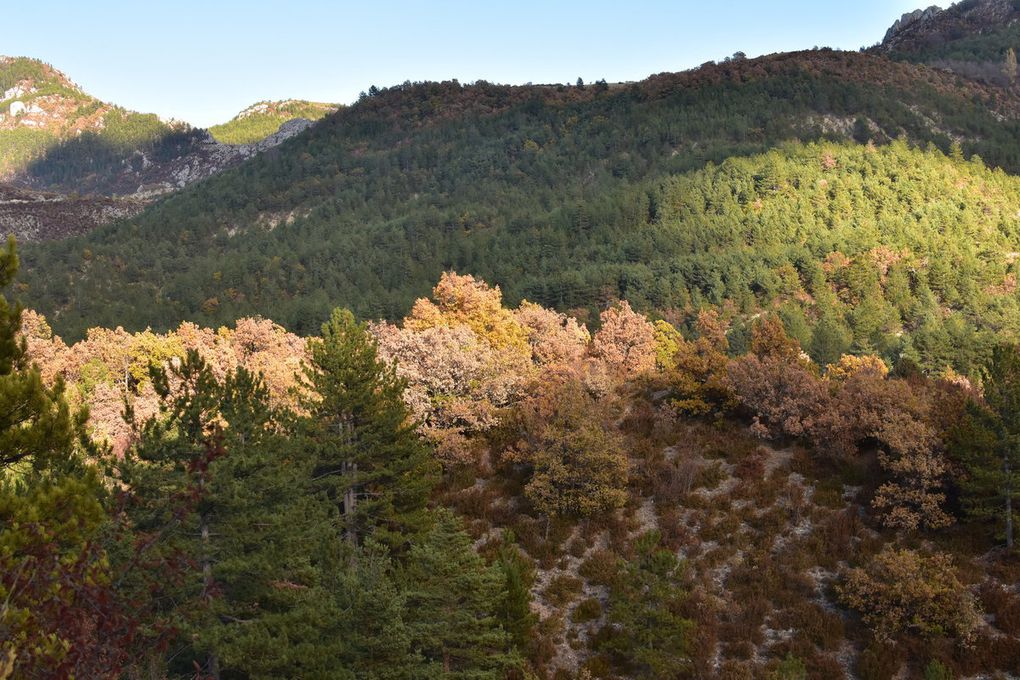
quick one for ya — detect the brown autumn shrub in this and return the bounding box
[837,547,981,643]
[502,376,629,520]
[855,642,904,680]
[588,301,657,378]
[578,549,620,587]
[979,581,1020,636]
[544,574,583,607]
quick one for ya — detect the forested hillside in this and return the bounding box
[20,49,1020,343]
[0,56,335,218]
[0,56,189,188]
[20,137,1020,375]
[10,7,1020,678]
[879,0,1020,83]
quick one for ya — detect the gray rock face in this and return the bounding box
[878,0,1020,53]
[128,117,317,199]
[883,5,943,45]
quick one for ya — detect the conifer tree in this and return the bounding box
[597,531,694,679]
[0,238,74,474]
[330,542,415,680]
[0,237,135,677]
[495,534,537,652]
[300,308,436,550]
[119,353,348,678]
[950,344,1020,550]
[402,510,519,678]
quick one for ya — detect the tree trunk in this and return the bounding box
[1006,456,1014,550]
[343,460,358,544]
[201,513,220,679]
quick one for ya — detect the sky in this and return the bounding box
[5,0,923,128]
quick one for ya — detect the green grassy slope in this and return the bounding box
[208,100,338,144]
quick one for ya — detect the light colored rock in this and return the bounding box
[9,101,25,117]
[884,5,942,44]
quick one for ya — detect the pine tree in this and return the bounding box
[495,533,537,652]
[201,368,347,678]
[1005,48,1018,84]
[330,542,415,680]
[402,510,519,678]
[950,344,1020,550]
[0,237,74,473]
[597,531,694,679]
[300,308,436,550]
[119,352,349,678]
[0,237,135,677]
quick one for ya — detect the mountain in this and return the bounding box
[878,0,1020,83]
[11,17,1020,680]
[208,99,339,144]
[0,57,332,240]
[19,49,1020,374]
[0,56,179,182]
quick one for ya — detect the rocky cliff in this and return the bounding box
[879,0,1020,54]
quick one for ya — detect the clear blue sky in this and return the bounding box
[5,0,922,127]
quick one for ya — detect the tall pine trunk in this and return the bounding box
[201,512,221,679]
[1006,455,1014,550]
[343,460,358,544]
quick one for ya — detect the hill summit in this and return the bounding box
[878,0,1020,83]
[209,99,339,144]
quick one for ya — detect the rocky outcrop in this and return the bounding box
[126,118,317,199]
[1,56,330,212]
[879,0,1020,54]
[0,115,322,240]
[883,6,942,46]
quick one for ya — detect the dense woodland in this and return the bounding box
[19,49,1020,341]
[4,256,1020,679]
[7,16,1020,679]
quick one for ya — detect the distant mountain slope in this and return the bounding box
[19,49,1020,367]
[0,56,180,181]
[209,100,339,144]
[878,0,1020,83]
[0,56,333,240]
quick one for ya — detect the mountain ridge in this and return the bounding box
[208,99,339,144]
[0,56,337,240]
[20,48,1020,360]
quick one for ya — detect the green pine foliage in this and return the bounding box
[0,237,131,676]
[118,352,347,677]
[402,509,520,678]
[595,531,694,678]
[299,308,436,550]
[329,542,416,680]
[0,238,75,472]
[948,343,1020,550]
[495,535,538,652]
